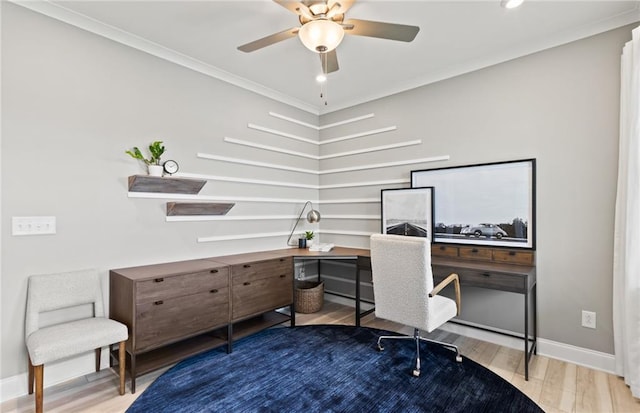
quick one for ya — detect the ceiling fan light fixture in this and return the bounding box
[500,0,524,9]
[298,19,345,53]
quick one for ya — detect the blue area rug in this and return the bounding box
[127,325,543,413]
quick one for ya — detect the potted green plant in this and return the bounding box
[126,141,166,176]
[305,231,315,248]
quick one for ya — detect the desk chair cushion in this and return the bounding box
[27,317,128,366]
[370,234,457,333]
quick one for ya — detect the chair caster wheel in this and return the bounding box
[412,369,420,377]
[377,345,384,352]
[455,355,463,363]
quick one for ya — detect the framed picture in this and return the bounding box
[381,187,434,241]
[411,159,536,249]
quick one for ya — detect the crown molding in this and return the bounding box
[321,6,640,114]
[12,1,640,117]
[11,0,321,115]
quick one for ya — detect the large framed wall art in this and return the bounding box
[381,187,434,241]
[411,159,536,249]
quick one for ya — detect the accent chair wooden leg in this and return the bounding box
[28,358,34,395]
[119,341,126,395]
[95,348,101,372]
[34,364,43,413]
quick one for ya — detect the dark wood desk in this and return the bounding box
[110,245,536,389]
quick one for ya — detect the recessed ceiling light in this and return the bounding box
[501,0,524,9]
[316,74,327,83]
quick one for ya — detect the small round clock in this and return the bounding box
[163,160,179,175]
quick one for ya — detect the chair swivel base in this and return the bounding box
[377,328,462,377]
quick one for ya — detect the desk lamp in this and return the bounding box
[287,201,321,246]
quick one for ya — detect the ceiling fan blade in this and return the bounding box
[320,50,339,74]
[273,0,313,19]
[343,19,419,42]
[326,0,355,18]
[237,27,299,53]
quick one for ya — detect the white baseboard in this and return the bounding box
[537,337,616,374]
[326,295,617,375]
[439,322,615,374]
[1,351,110,403]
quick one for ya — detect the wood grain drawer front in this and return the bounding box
[431,245,459,258]
[434,266,526,293]
[136,268,229,303]
[492,250,534,266]
[458,247,492,261]
[231,257,292,286]
[232,272,293,321]
[136,288,229,351]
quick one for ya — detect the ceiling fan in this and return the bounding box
[237,0,420,74]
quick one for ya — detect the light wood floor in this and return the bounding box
[3,302,639,413]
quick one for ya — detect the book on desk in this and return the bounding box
[309,243,334,252]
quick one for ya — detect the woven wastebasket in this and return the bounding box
[295,281,324,314]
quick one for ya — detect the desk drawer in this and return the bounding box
[137,268,229,303]
[492,250,534,266]
[136,288,229,351]
[458,247,492,261]
[232,272,293,320]
[232,257,292,285]
[433,267,527,294]
[431,245,459,258]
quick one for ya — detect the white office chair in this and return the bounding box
[370,234,462,377]
[25,269,128,413]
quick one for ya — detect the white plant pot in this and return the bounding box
[306,240,314,248]
[148,165,164,177]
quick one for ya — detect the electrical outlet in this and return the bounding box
[582,310,596,329]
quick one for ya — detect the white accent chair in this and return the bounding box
[25,269,128,413]
[370,234,462,377]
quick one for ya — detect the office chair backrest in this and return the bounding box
[370,234,435,329]
[25,269,105,338]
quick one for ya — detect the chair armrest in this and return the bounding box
[429,273,461,316]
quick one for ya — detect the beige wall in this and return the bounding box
[1,0,634,385]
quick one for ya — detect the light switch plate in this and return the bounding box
[12,216,56,236]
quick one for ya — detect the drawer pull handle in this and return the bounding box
[471,248,479,253]
[154,278,164,283]
[210,269,219,273]
[154,300,164,305]
[440,246,446,251]
[280,258,286,262]
[482,273,492,277]
[508,251,516,256]
[243,282,251,286]
[279,274,286,278]
[243,264,251,268]
[210,289,219,293]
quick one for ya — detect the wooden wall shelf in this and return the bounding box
[166,202,234,216]
[128,175,206,194]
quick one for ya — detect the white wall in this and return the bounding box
[1,2,320,383]
[318,24,634,355]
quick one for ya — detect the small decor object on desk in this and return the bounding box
[298,237,307,249]
[295,280,324,314]
[125,140,166,177]
[305,231,315,248]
